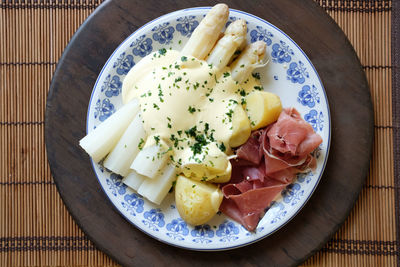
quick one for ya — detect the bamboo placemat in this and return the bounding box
[0,0,397,266]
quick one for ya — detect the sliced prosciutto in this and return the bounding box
[220,108,322,231]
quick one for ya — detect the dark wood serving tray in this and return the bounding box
[45,0,373,266]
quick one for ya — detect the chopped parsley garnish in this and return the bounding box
[252,72,261,80]
[239,89,246,96]
[218,142,226,152]
[153,103,160,110]
[190,134,208,155]
[226,109,234,121]
[174,77,182,83]
[254,85,264,91]
[153,135,160,145]
[138,138,145,150]
[181,56,187,62]
[223,72,230,78]
[188,106,196,113]
[192,184,196,188]
[158,48,167,55]
[185,126,197,137]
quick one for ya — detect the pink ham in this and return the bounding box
[219,107,322,231]
[266,108,322,157]
[220,181,287,231]
[235,130,263,165]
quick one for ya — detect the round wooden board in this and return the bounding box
[45,0,373,266]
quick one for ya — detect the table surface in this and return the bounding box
[1,0,399,266]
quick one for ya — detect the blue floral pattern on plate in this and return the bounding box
[113,52,135,75]
[191,225,214,244]
[94,98,115,122]
[87,7,330,251]
[287,61,309,84]
[130,35,153,57]
[216,221,240,242]
[121,193,144,216]
[282,184,304,206]
[152,22,175,44]
[142,209,165,232]
[166,218,189,241]
[271,41,294,63]
[297,85,320,108]
[250,26,273,45]
[304,109,324,131]
[101,74,122,97]
[269,202,287,224]
[105,173,126,196]
[176,16,199,37]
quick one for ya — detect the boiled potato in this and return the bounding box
[229,105,251,147]
[175,175,223,225]
[245,91,282,130]
[181,153,228,181]
[209,160,232,183]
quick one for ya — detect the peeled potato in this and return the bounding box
[181,153,229,181]
[229,105,251,147]
[245,91,282,130]
[209,161,232,183]
[175,175,223,225]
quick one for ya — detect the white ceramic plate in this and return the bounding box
[86,7,330,250]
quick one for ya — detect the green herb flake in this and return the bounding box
[218,142,226,152]
[153,135,160,145]
[252,72,261,80]
[188,106,196,114]
[181,56,187,62]
[138,138,145,150]
[158,48,167,55]
[223,72,230,78]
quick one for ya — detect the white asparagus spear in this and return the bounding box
[130,139,171,179]
[181,3,229,59]
[138,164,177,205]
[79,98,140,162]
[206,19,247,70]
[103,112,147,176]
[230,41,266,83]
[122,170,146,191]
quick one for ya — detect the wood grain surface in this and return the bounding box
[45,0,373,266]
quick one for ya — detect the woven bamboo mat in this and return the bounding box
[0,0,397,266]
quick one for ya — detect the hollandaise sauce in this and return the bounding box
[122,49,263,181]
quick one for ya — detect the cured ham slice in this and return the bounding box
[220,107,322,231]
[235,130,263,165]
[264,108,322,159]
